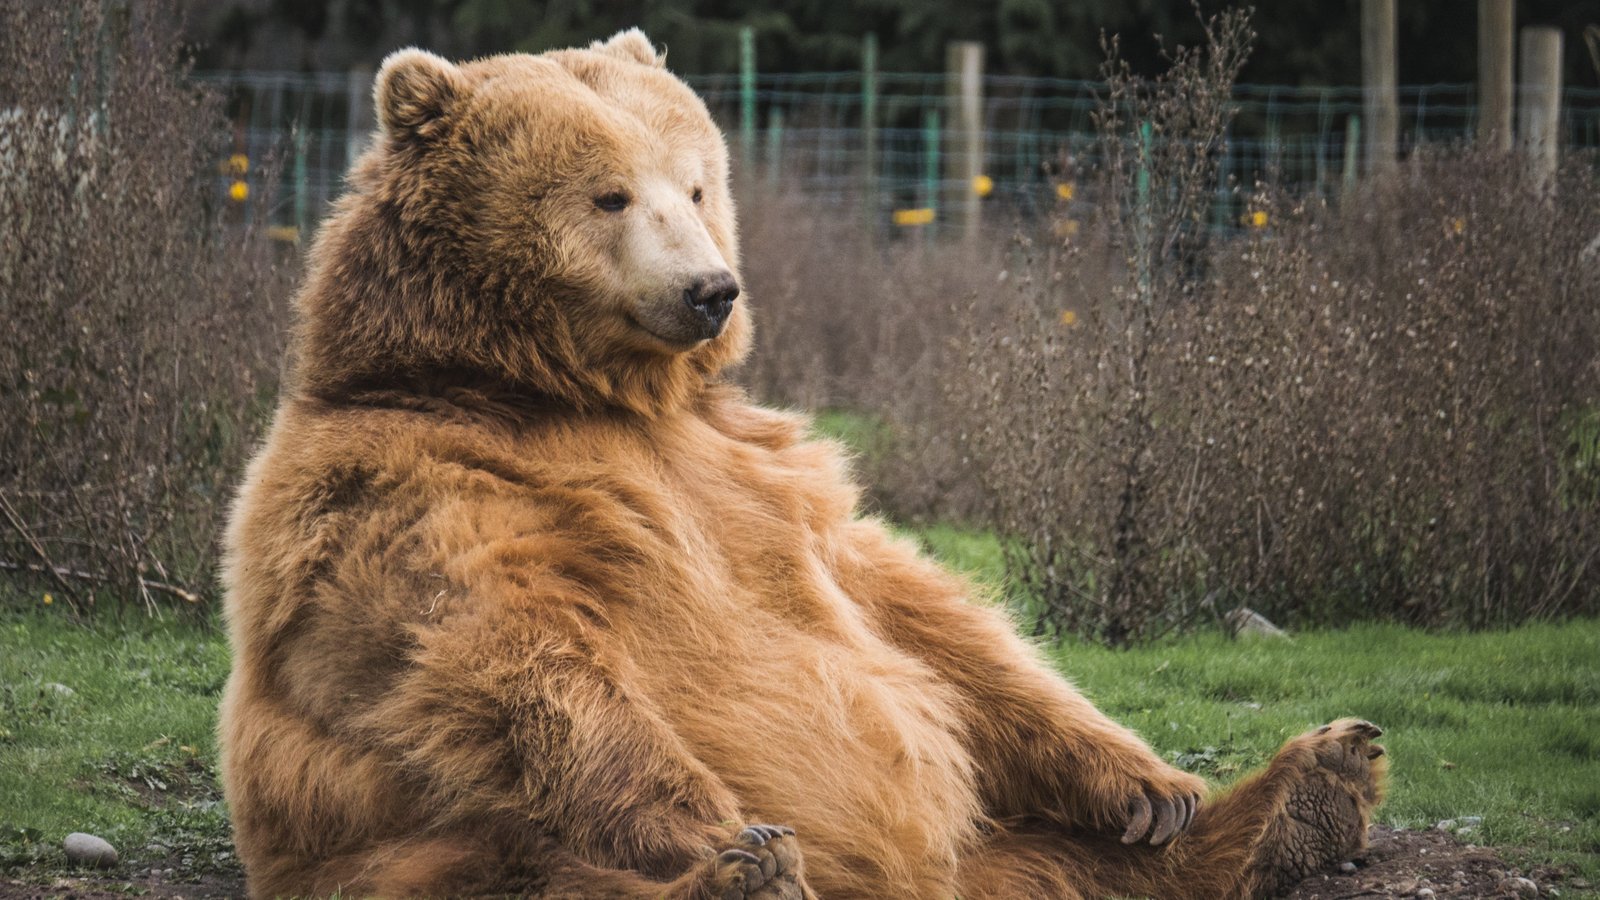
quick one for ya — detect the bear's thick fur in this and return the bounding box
[219,31,1386,899]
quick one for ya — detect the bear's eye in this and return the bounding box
[594,192,631,213]
[691,186,704,205]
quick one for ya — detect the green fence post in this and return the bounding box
[1136,120,1152,301]
[766,106,784,187]
[294,126,309,240]
[1342,114,1362,195]
[739,26,756,170]
[862,33,879,223]
[923,107,941,217]
[1213,126,1232,231]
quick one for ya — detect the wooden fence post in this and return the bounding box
[1361,0,1398,177]
[1518,26,1563,191]
[766,107,784,187]
[944,41,984,240]
[346,66,372,169]
[1478,0,1515,152]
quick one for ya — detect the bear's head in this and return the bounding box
[293,30,749,417]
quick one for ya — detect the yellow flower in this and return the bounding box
[1449,217,1466,236]
[971,174,994,198]
[227,153,249,176]
[229,180,250,203]
[1056,182,1075,201]
[892,208,935,227]
[1053,218,1080,239]
[1246,209,1269,229]
[42,593,53,606]
[1059,309,1078,326]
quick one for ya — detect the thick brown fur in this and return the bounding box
[219,32,1386,899]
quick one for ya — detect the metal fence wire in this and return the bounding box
[197,70,1600,239]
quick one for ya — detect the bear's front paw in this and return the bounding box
[688,824,813,900]
[1114,767,1208,846]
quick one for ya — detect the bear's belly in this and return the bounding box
[615,553,980,898]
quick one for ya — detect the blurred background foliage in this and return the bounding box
[185,0,1600,87]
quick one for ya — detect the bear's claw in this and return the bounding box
[699,823,809,900]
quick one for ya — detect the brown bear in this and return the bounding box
[218,30,1386,899]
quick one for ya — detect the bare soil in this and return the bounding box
[1285,825,1579,899]
[0,825,1582,899]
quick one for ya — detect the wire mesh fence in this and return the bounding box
[196,69,1600,239]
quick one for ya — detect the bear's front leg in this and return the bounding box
[831,521,1206,844]
[355,610,749,879]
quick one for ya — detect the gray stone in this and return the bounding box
[1225,607,1290,639]
[42,682,74,698]
[1499,876,1539,897]
[63,832,117,868]
[1339,861,1358,873]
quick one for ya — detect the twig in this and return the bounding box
[0,490,89,614]
[0,559,202,605]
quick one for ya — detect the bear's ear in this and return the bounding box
[591,28,665,68]
[374,48,466,138]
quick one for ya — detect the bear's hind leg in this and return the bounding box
[955,719,1386,900]
[1088,718,1387,900]
[296,825,813,899]
[1233,718,1387,897]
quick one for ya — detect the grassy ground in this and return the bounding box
[2,592,1597,891]
[0,609,235,879]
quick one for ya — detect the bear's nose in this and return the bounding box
[683,271,739,330]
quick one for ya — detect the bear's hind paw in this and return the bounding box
[689,824,811,900]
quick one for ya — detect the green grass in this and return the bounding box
[2,600,1597,890]
[0,609,236,877]
[1045,621,1600,886]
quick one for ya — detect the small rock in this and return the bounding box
[42,682,74,698]
[1339,861,1358,873]
[1225,607,1290,639]
[1416,889,1435,899]
[63,832,117,868]
[1499,876,1539,897]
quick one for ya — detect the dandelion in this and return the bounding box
[42,593,53,606]
[1059,309,1078,326]
[1245,209,1269,229]
[229,180,249,202]
[1055,182,1074,201]
[971,174,994,198]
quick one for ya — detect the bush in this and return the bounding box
[739,8,1600,643]
[736,187,1004,522]
[960,9,1253,644]
[0,0,291,616]
[1189,157,1600,629]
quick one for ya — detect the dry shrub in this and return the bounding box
[736,186,1003,521]
[1194,158,1600,628]
[0,0,291,615]
[959,7,1599,641]
[960,10,1253,644]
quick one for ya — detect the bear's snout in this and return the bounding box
[682,271,739,335]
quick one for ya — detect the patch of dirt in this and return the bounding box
[0,825,1580,899]
[0,863,242,899]
[1284,825,1575,899]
